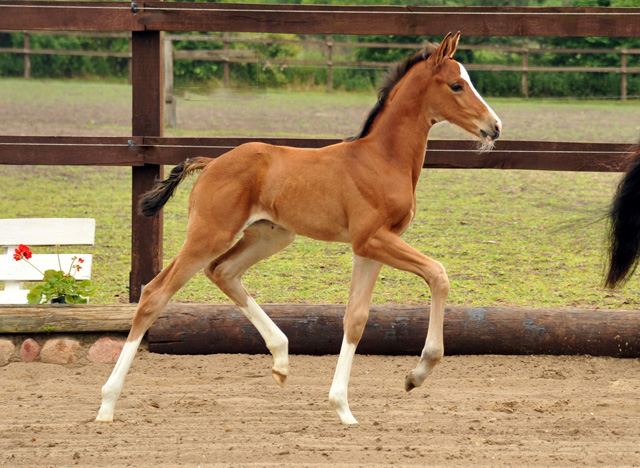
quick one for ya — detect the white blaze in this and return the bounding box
[457,62,502,128]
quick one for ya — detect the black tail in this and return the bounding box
[138,157,212,217]
[605,149,640,288]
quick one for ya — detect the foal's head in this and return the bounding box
[425,32,502,149]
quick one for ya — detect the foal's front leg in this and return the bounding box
[357,230,449,392]
[329,255,382,425]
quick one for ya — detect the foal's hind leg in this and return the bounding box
[205,221,295,386]
[96,242,228,422]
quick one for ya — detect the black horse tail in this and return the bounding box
[138,157,212,217]
[605,149,640,288]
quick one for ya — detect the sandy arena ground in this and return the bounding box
[1,349,639,467]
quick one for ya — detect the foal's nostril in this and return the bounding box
[494,122,502,140]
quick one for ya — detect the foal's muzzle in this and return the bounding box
[481,120,501,142]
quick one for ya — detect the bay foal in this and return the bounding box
[97,33,502,425]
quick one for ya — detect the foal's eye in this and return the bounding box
[449,83,463,92]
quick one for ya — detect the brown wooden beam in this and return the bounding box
[137,3,640,37]
[0,2,141,31]
[130,30,164,303]
[0,47,131,58]
[1,3,640,37]
[0,136,144,166]
[146,303,640,358]
[138,138,635,172]
[0,137,634,172]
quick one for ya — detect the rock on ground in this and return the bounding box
[39,338,82,365]
[0,339,15,366]
[87,336,125,363]
[19,338,40,363]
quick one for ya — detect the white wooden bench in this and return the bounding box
[0,218,95,304]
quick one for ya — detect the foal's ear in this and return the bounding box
[449,31,461,56]
[434,32,461,67]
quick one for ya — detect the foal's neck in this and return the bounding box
[366,67,433,183]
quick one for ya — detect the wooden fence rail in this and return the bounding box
[2,2,640,302]
[0,136,634,173]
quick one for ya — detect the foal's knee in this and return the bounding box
[205,262,232,289]
[206,261,246,304]
[428,261,450,297]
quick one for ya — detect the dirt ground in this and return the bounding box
[1,349,639,467]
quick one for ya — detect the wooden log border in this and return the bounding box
[2,304,637,357]
[0,304,136,333]
[146,304,640,358]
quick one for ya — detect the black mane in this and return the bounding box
[347,43,437,142]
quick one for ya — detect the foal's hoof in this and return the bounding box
[404,372,417,392]
[272,369,288,388]
[95,411,114,423]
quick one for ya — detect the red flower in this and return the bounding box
[78,258,85,263]
[13,244,32,261]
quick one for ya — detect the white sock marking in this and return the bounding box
[240,297,289,377]
[329,336,358,425]
[240,297,287,353]
[96,336,143,422]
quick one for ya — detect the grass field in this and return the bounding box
[2,78,640,308]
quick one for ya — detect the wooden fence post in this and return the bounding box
[223,32,230,87]
[621,48,628,101]
[23,32,30,79]
[326,35,333,92]
[128,35,133,83]
[164,36,176,128]
[522,43,529,98]
[130,30,164,303]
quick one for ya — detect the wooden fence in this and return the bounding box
[3,29,640,100]
[1,2,640,302]
[164,34,640,98]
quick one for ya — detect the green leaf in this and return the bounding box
[65,294,87,304]
[42,269,63,282]
[27,286,44,305]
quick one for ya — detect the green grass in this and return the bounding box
[1,78,639,309]
[0,79,131,106]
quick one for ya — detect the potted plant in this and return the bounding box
[12,244,96,304]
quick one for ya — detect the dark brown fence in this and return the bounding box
[3,30,640,99]
[1,2,639,302]
[165,34,640,98]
